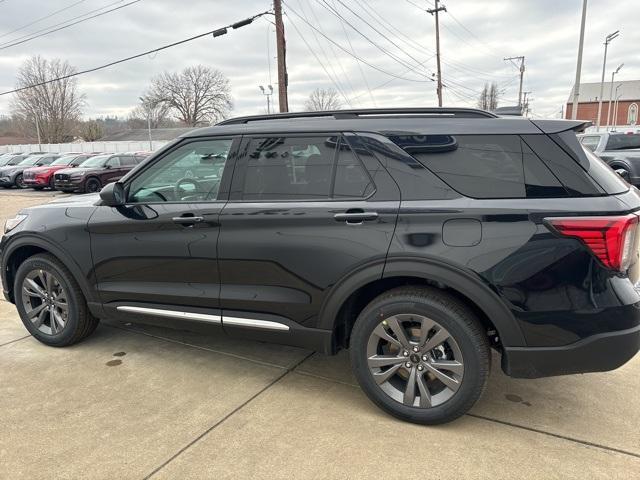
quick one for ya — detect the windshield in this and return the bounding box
[78,155,110,167]
[606,134,640,151]
[6,156,25,165]
[18,156,42,166]
[0,156,13,166]
[51,156,77,166]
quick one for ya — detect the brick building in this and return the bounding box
[565,80,639,129]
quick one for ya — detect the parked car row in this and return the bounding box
[0,151,151,193]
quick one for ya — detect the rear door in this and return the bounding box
[217,133,400,339]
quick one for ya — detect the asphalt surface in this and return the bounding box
[0,189,638,479]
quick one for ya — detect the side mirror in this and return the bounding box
[104,163,112,169]
[100,182,126,206]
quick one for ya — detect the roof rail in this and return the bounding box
[217,107,498,125]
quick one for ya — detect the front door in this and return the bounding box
[218,133,400,340]
[88,137,238,325]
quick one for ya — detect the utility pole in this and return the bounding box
[504,56,525,109]
[606,63,623,130]
[571,0,588,119]
[427,0,446,107]
[273,0,289,112]
[596,30,619,130]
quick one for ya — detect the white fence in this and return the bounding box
[0,140,170,154]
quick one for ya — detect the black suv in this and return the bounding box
[2,108,639,425]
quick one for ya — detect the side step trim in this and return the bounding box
[116,306,221,324]
[223,316,290,331]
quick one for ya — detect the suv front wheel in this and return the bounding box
[350,286,490,425]
[14,254,99,346]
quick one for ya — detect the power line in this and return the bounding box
[330,0,376,106]
[0,11,272,97]
[310,0,433,78]
[286,8,352,106]
[282,3,432,83]
[0,0,141,51]
[296,0,353,106]
[322,0,434,77]
[0,0,88,40]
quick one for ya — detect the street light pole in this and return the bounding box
[596,30,619,130]
[259,85,274,114]
[613,85,622,132]
[606,63,623,130]
[571,0,588,119]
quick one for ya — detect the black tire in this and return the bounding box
[14,253,99,347]
[349,286,490,425]
[14,173,26,189]
[33,187,44,191]
[84,177,101,193]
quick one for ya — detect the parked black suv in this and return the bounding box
[2,108,639,424]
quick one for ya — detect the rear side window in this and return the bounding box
[605,134,640,151]
[241,136,373,201]
[553,130,628,195]
[388,134,566,199]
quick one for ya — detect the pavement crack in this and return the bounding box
[0,335,31,348]
[466,413,640,459]
[143,351,315,480]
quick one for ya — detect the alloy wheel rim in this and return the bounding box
[366,314,464,408]
[87,180,99,192]
[15,175,25,188]
[21,269,69,335]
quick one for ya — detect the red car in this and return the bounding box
[23,153,96,190]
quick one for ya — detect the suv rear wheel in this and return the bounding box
[350,286,490,424]
[14,254,99,346]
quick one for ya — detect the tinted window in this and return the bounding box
[129,139,232,203]
[605,133,640,151]
[333,138,374,198]
[554,131,628,195]
[390,135,525,198]
[242,136,336,200]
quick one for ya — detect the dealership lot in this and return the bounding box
[0,190,639,479]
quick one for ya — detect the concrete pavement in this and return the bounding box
[1,190,638,479]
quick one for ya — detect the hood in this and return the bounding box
[25,165,57,174]
[23,193,101,212]
[59,166,101,175]
[0,165,22,175]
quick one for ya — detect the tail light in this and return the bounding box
[546,214,639,271]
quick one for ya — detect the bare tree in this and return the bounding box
[77,120,103,142]
[149,66,232,126]
[305,88,342,111]
[477,82,499,111]
[10,56,84,143]
[128,92,172,129]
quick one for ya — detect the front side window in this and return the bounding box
[241,135,373,201]
[106,157,121,168]
[128,138,232,203]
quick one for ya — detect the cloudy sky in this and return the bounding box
[0,0,638,120]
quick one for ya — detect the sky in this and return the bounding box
[0,0,638,121]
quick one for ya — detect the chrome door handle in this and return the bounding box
[172,215,204,224]
[333,211,378,223]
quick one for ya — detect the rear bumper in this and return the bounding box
[503,323,640,378]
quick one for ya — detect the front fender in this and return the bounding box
[1,233,98,305]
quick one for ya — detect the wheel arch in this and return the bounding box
[2,235,97,305]
[318,256,526,351]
